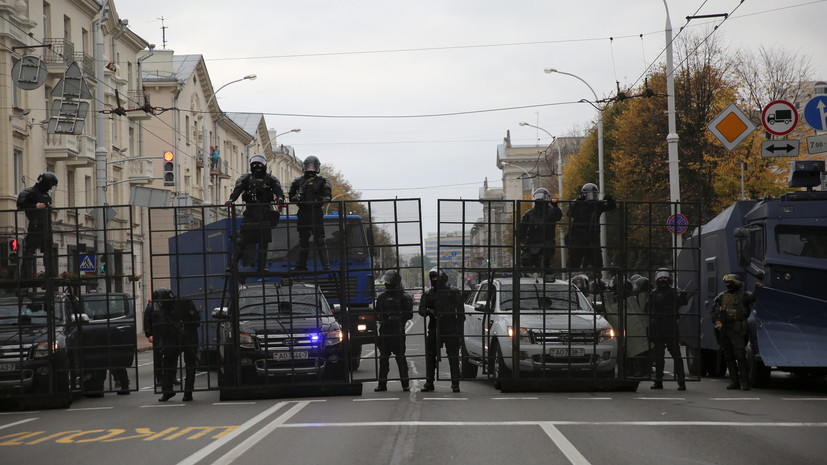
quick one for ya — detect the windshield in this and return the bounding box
[499,284,592,313]
[777,225,827,259]
[0,297,60,326]
[81,294,130,320]
[267,217,369,262]
[238,285,331,317]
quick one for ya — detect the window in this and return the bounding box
[185,115,190,145]
[777,225,827,259]
[85,175,93,206]
[705,258,717,299]
[67,170,75,206]
[13,150,22,193]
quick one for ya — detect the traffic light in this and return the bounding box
[163,151,175,186]
[7,239,19,266]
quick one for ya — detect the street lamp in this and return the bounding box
[263,128,301,153]
[206,74,257,109]
[519,122,567,269]
[544,67,608,272]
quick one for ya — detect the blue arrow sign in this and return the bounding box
[803,96,827,131]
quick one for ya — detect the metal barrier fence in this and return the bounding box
[0,205,140,408]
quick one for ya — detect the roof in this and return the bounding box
[226,113,262,135]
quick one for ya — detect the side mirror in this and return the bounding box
[71,313,91,323]
[474,301,490,312]
[211,307,230,320]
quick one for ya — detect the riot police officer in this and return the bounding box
[374,270,413,392]
[566,183,616,272]
[150,288,200,402]
[711,273,758,391]
[16,173,58,277]
[418,267,465,392]
[647,268,688,390]
[288,156,332,271]
[226,154,284,270]
[518,187,563,271]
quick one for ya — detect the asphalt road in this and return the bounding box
[2,321,826,465]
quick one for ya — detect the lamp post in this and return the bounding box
[519,122,567,269]
[544,67,608,272]
[263,128,301,153]
[663,0,682,250]
[203,74,256,215]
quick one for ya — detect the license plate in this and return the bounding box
[272,351,308,361]
[0,362,17,372]
[548,348,585,357]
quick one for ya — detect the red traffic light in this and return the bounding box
[163,151,174,162]
[8,239,19,252]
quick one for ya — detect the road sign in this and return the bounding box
[761,100,798,136]
[807,134,827,154]
[79,255,96,272]
[666,214,688,234]
[803,96,827,131]
[761,139,799,157]
[708,103,756,151]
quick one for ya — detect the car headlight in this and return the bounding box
[325,330,343,346]
[599,328,616,342]
[33,341,58,358]
[239,333,255,349]
[507,326,531,344]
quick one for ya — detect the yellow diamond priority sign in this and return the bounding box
[708,103,756,151]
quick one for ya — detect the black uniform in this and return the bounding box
[288,172,332,270]
[418,283,465,390]
[16,184,53,277]
[227,172,284,268]
[647,282,688,386]
[566,195,616,270]
[711,281,756,390]
[375,288,414,390]
[153,298,200,400]
[518,201,563,269]
[143,300,165,385]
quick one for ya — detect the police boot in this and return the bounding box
[318,247,330,271]
[293,250,309,271]
[651,381,664,390]
[421,380,435,392]
[374,383,387,392]
[677,381,687,391]
[182,392,193,401]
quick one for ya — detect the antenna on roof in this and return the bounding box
[158,16,168,49]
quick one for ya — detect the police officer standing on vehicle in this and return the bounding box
[374,270,413,392]
[16,173,58,278]
[566,183,616,273]
[151,288,200,402]
[225,154,284,270]
[288,156,332,271]
[518,187,563,272]
[647,268,688,391]
[418,267,465,393]
[711,273,758,391]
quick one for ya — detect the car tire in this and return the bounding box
[491,343,511,389]
[461,341,478,379]
[43,365,73,409]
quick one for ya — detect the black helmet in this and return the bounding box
[303,156,321,174]
[570,274,590,295]
[655,268,672,288]
[249,154,267,175]
[382,270,402,290]
[532,187,550,202]
[36,172,58,192]
[723,273,742,290]
[152,287,175,302]
[581,183,599,201]
[428,267,449,288]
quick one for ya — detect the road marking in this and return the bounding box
[66,407,114,411]
[208,401,313,465]
[635,397,686,401]
[0,418,37,431]
[354,398,399,402]
[782,398,827,401]
[492,397,539,400]
[422,397,467,401]
[709,398,761,401]
[0,412,39,416]
[567,397,611,400]
[279,420,827,427]
[212,402,256,406]
[540,422,591,465]
[140,404,187,408]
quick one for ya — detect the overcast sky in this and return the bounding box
[115,0,826,234]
